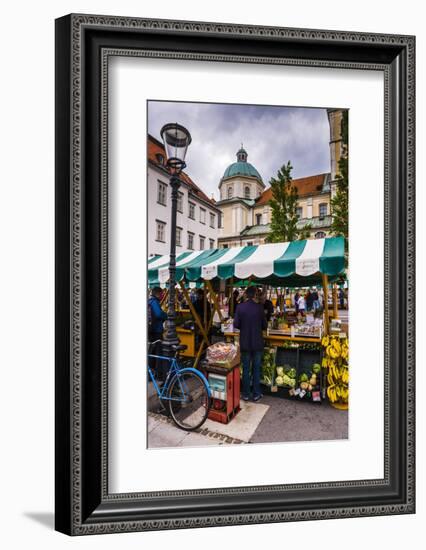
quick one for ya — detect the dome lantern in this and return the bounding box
[236,144,248,162]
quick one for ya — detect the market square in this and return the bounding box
[146,101,349,447]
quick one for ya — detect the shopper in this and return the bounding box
[234,286,267,402]
[298,293,306,316]
[148,287,167,381]
[232,288,241,315]
[339,287,345,309]
[311,287,320,312]
[294,290,300,313]
[193,288,211,325]
[257,287,274,322]
[306,289,314,312]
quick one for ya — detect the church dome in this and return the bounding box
[222,146,263,182]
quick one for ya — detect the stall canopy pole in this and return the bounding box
[206,280,225,323]
[230,276,234,317]
[203,281,207,328]
[322,274,330,335]
[178,281,209,344]
[333,283,339,319]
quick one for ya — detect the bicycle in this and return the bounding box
[148,340,211,431]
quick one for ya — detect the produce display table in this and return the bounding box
[223,331,321,345]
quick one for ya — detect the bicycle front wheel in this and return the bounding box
[167,371,210,431]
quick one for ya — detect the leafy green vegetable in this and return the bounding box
[312,363,321,374]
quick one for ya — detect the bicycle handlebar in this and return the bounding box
[149,339,162,346]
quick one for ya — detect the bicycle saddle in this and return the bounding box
[172,344,187,352]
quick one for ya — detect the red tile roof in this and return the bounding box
[255,173,328,205]
[148,134,216,207]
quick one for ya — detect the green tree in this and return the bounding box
[266,161,312,243]
[331,111,349,246]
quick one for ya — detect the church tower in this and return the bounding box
[217,146,265,246]
[327,109,344,198]
[218,145,264,201]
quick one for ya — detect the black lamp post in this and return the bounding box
[160,122,192,358]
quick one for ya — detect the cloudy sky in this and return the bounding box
[148,101,331,200]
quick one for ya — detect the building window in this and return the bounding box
[200,207,206,224]
[315,231,326,239]
[209,238,215,249]
[176,227,182,247]
[187,232,194,250]
[156,153,164,165]
[256,213,262,225]
[246,241,253,247]
[319,203,328,218]
[157,181,167,206]
[210,212,215,228]
[222,244,229,249]
[177,192,184,213]
[199,236,205,250]
[296,207,303,219]
[188,201,195,219]
[156,220,166,242]
[244,186,250,199]
[227,186,233,199]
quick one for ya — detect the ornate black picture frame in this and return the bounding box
[55,14,415,535]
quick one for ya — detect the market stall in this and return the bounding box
[148,236,348,405]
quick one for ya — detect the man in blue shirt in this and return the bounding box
[234,286,267,401]
[148,287,167,381]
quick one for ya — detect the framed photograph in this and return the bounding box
[55,14,415,535]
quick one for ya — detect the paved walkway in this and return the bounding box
[148,412,245,448]
[249,394,348,444]
[148,394,348,448]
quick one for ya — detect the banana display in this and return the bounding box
[321,335,349,406]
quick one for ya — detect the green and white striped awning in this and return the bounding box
[148,236,345,285]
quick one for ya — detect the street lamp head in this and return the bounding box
[160,122,192,174]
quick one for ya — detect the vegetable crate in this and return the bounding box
[262,346,323,403]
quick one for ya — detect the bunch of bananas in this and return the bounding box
[321,335,349,405]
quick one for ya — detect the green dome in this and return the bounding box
[223,161,262,180]
[222,146,262,181]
